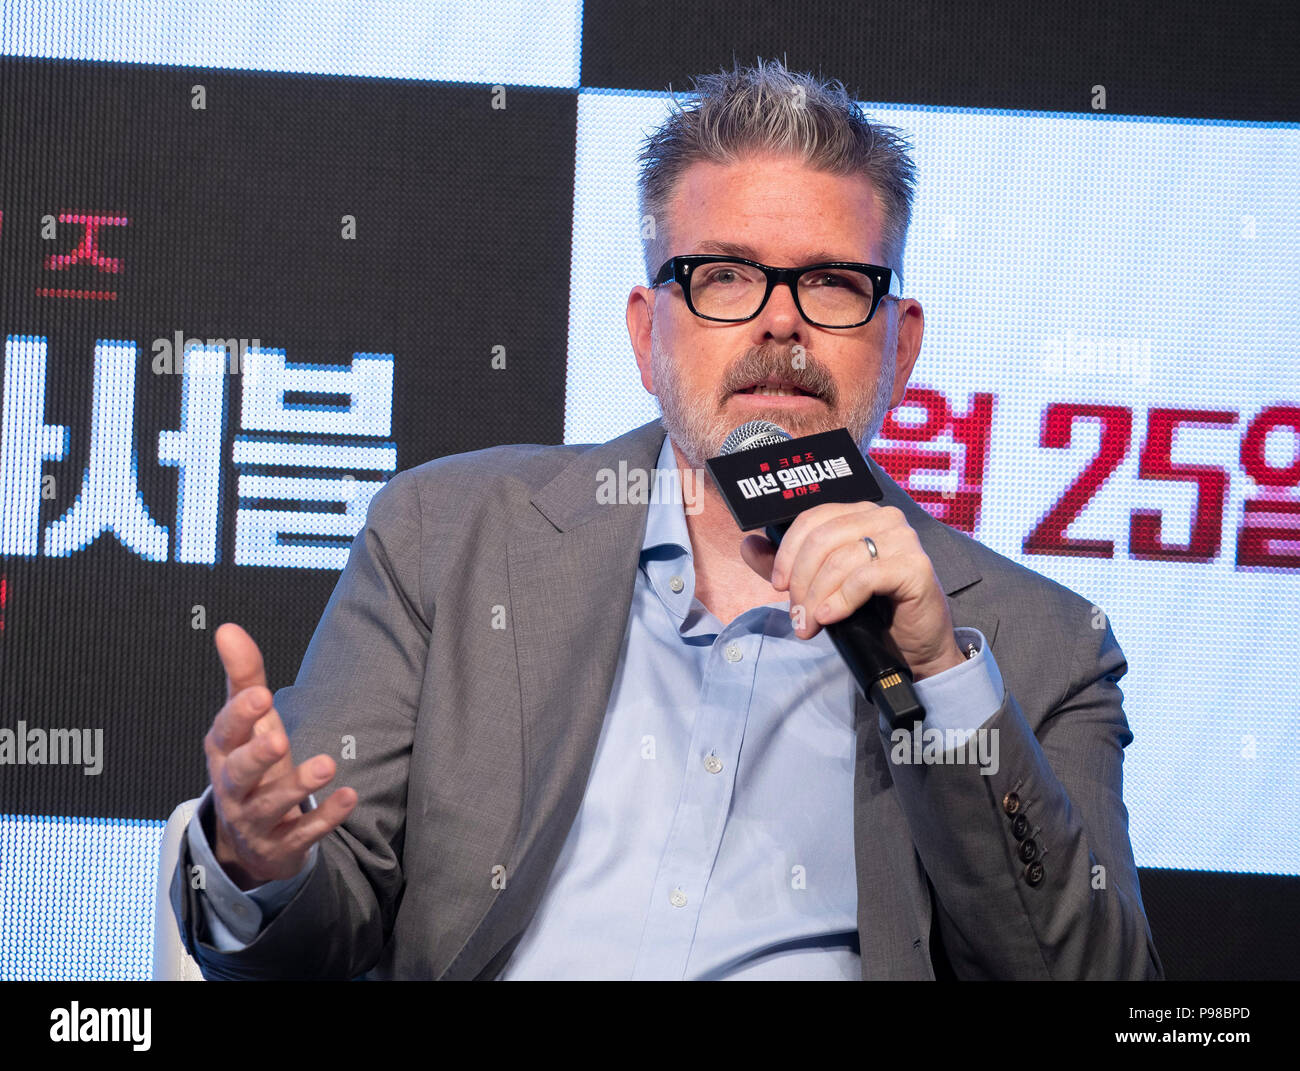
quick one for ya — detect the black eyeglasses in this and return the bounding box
[651,254,901,328]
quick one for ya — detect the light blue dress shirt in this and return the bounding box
[188,435,1004,975]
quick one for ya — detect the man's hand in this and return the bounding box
[740,502,964,681]
[204,623,357,891]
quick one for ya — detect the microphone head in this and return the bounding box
[719,420,792,456]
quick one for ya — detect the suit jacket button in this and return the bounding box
[1002,791,1021,816]
[1024,861,1045,886]
[1017,837,1039,863]
[1011,813,1029,840]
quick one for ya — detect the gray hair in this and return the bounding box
[636,57,917,288]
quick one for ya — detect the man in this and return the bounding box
[171,59,1163,979]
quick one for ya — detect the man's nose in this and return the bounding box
[750,281,807,344]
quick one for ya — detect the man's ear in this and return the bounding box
[627,285,656,394]
[888,298,924,408]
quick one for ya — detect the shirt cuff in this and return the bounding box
[878,626,1003,734]
[185,785,319,951]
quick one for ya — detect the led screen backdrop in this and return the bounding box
[0,0,1296,980]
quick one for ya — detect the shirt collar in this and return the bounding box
[640,433,693,560]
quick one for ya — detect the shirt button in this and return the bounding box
[1003,792,1021,816]
[704,754,723,774]
[724,644,743,662]
[669,576,684,593]
[670,888,687,907]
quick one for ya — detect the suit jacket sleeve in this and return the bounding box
[170,468,430,979]
[877,603,1164,980]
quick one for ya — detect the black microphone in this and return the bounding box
[712,420,925,728]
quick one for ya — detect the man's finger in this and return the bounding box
[269,787,359,857]
[782,507,884,609]
[769,502,863,590]
[802,537,889,626]
[239,753,342,833]
[206,684,277,758]
[219,721,291,801]
[216,622,268,702]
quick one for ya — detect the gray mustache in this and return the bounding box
[725,356,835,400]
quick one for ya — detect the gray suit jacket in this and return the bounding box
[171,418,1163,980]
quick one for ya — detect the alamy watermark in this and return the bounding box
[596,462,707,515]
[150,332,264,380]
[1039,330,1152,385]
[0,721,103,775]
[50,1002,150,1051]
[890,722,999,776]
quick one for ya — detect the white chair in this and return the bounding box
[151,798,206,980]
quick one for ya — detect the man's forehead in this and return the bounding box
[661,157,886,265]
[692,238,878,265]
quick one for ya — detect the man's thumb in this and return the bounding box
[216,622,269,702]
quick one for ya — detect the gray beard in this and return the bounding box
[649,334,896,472]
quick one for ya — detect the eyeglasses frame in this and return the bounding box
[651,254,902,328]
